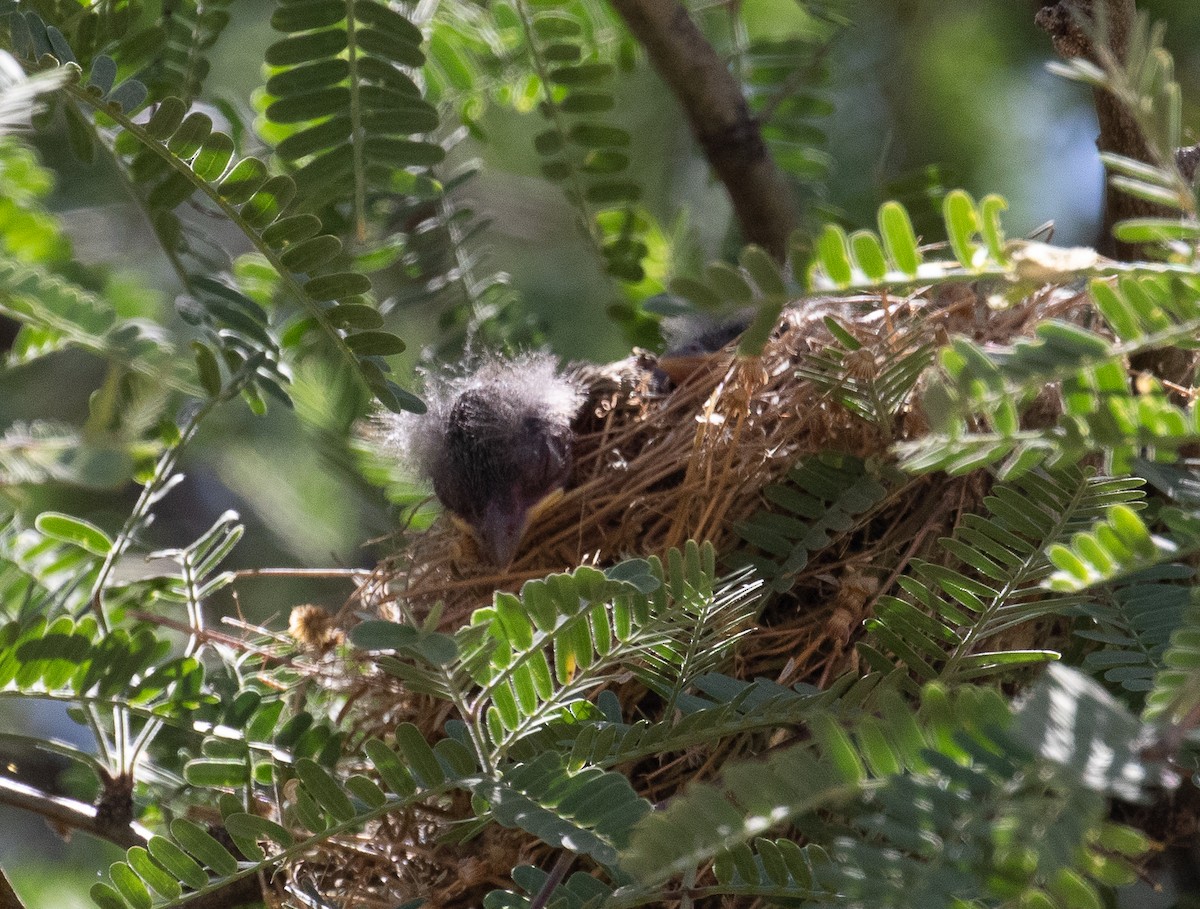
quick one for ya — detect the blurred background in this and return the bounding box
[5,0,1200,904]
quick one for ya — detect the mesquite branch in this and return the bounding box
[1035,0,1199,257]
[607,0,798,261]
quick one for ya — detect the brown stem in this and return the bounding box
[0,870,26,909]
[1036,0,1200,386]
[0,777,266,909]
[529,852,574,909]
[607,0,798,261]
[1035,0,1167,258]
[0,775,147,850]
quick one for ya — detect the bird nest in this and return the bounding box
[309,282,1096,908]
[372,281,1085,634]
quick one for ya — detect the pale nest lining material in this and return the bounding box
[374,288,1023,627]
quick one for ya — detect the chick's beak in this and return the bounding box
[476,495,531,567]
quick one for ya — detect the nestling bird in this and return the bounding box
[398,353,584,567]
[383,317,750,567]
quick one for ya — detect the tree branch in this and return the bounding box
[0,776,266,909]
[1036,0,1199,380]
[0,774,148,851]
[607,0,798,261]
[1034,0,1198,258]
[0,869,27,909]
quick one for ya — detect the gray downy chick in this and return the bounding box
[396,353,584,566]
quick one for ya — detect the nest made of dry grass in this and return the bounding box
[306,281,1105,908]
[372,281,1089,628]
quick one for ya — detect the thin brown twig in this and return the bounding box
[528,852,574,909]
[232,566,370,581]
[125,609,292,664]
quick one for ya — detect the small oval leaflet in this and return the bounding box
[350,619,419,651]
[604,558,660,594]
[107,862,151,909]
[107,78,148,115]
[35,511,113,555]
[88,54,117,95]
[169,818,239,876]
[345,329,406,356]
[305,270,373,301]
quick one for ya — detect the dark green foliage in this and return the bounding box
[1144,590,1200,726]
[426,0,652,288]
[731,453,902,593]
[94,722,468,909]
[903,292,1200,477]
[513,0,648,284]
[499,866,613,909]
[510,673,826,768]
[3,3,1200,909]
[859,469,1145,689]
[363,541,757,758]
[6,8,422,414]
[796,319,936,431]
[2,0,142,72]
[124,0,234,103]
[472,752,650,868]
[262,0,443,213]
[1073,564,1193,700]
[87,545,753,905]
[741,2,854,230]
[388,159,537,359]
[621,672,1150,907]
